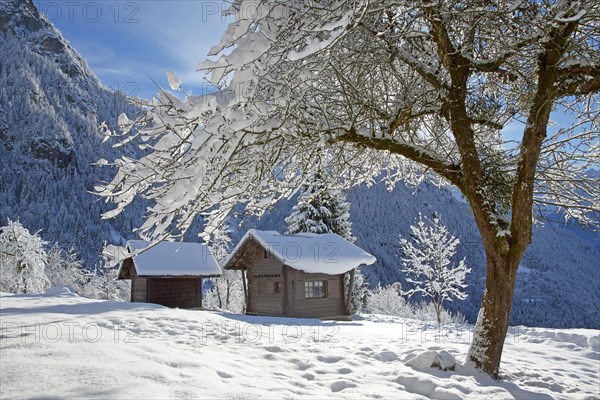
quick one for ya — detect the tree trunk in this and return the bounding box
[467,244,520,378]
[345,269,356,315]
[226,279,230,309]
[215,281,222,308]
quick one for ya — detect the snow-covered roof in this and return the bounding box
[223,230,376,275]
[119,240,221,278]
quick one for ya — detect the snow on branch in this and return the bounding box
[96,0,600,244]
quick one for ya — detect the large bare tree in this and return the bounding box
[98,0,599,377]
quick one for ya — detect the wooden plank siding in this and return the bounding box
[130,277,202,309]
[131,277,147,303]
[284,267,347,318]
[247,246,284,316]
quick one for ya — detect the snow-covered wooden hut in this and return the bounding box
[223,230,376,319]
[118,240,221,309]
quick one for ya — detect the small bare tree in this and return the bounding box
[207,224,245,313]
[400,215,470,324]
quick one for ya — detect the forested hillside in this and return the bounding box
[0,0,144,267]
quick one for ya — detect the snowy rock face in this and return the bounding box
[0,0,42,34]
[405,350,457,372]
[0,0,144,267]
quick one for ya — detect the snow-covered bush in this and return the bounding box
[345,267,369,313]
[365,283,413,317]
[0,220,50,293]
[84,262,130,301]
[203,270,246,314]
[45,244,88,293]
[203,270,245,313]
[364,283,466,324]
[81,243,129,301]
[410,302,467,325]
[400,215,471,324]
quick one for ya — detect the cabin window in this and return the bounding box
[263,249,268,258]
[305,281,326,299]
[273,281,280,294]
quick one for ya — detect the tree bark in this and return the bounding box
[216,281,222,309]
[467,241,519,378]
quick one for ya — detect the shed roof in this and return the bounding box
[223,230,376,275]
[118,240,221,278]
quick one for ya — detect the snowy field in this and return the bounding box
[1,288,598,399]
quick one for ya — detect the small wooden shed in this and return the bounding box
[223,230,376,319]
[118,240,221,309]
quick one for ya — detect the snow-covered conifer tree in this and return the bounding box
[285,174,354,240]
[0,220,50,293]
[400,215,470,324]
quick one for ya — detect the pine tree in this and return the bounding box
[0,219,50,293]
[285,174,354,240]
[399,214,471,324]
[285,174,367,313]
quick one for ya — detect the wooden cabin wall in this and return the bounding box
[131,277,147,302]
[144,278,202,309]
[247,247,283,316]
[285,267,346,318]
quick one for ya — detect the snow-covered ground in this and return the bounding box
[1,289,598,399]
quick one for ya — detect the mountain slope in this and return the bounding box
[0,0,144,267]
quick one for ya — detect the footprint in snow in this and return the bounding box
[290,359,312,371]
[302,373,315,381]
[263,345,285,353]
[217,371,233,379]
[317,355,343,363]
[330,380,357,392]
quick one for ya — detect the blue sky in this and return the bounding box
[34,0,231,99]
